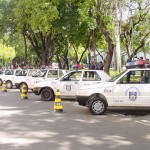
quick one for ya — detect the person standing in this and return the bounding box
[76,62,81,70]
[125,58,131,83]
[89,61,96,78]
[97,61,104,70]
[89,61,96,70]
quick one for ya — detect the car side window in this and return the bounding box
[62,71,82,81]
[5,70,14,75]
[47,70,58,78]
[118,70,150,84]
[69,72,81,81]
[83,71,101,81]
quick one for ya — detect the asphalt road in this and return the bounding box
[0,88,150,150]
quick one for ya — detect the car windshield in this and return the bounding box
[108,70,127,82]
[5,70,14,75]
[15,70,27,76]
[28,69,38,76]
[32,70,47,77]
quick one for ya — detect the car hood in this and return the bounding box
[78,82,113,90]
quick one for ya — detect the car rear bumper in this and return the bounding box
[15,83,20,88]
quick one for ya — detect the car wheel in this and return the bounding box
[6,81,13,89]
[0,79,2,86]
[88,98,107,115]
[41,88,54,101]
[19,83,28,93]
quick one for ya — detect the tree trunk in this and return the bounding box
[92,29,96,63]
[23,32,28,65]
[115,20,122,72]
[96,0,115,73]
[104,43,114,73]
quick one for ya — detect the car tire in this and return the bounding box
[19,83,28,93]
[41,88,54,101]
[0,79,2,86]
[88,98,107,115]
[6,80,13,89]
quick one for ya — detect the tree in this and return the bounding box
[14,0,59,65]
[121,0,150,60]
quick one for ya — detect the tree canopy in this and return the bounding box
[0,0,149,72]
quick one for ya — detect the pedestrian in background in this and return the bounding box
[97,61,104,70]
[76,62,81,70]
[89,61,96,70]
[89,61,96,78]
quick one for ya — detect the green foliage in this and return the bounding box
[0,0,149,72]
[0,42,15,65]
[121,0,150,58]
[14,0,59,35]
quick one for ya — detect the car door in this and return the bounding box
[58,71,83,98]
[113,70,150,107]
[28,70,47,88]
[58,70,103,98]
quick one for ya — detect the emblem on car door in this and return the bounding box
[64,83,74,91]
[125,87,140,101]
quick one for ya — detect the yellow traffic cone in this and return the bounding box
[53,89,63,113]
[21,83,28,99]
[2,80,7,92]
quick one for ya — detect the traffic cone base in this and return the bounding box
[21,93,28,99]
[2,88,7,92]
[21,84,28,99]
[53,90,63,113]
[54,109,63,113]
[2,81,7,92]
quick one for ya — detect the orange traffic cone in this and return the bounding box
[53,89,63,113]
[21,83,28,99]
[2,80,7,92]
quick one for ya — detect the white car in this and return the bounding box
[0,70,4,85]
[26,69,69,90]
[0,70,3,75]
[33,70,111,101]
[14,69,39,91]
[0,69,22,88]
[76,68,150,115]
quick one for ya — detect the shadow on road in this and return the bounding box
[107,108,150,116]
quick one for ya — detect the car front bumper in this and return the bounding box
[33,87,41,95]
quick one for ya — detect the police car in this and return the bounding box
[76,68,150,115]
[0,69,22,88]
[14,69,39,91]
[33,70,111,101]
[26,69,69,91]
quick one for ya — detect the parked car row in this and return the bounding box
[0,69,22,87]
[33,70,111,101]
[0,68,69,90]
[2,67,150,116]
